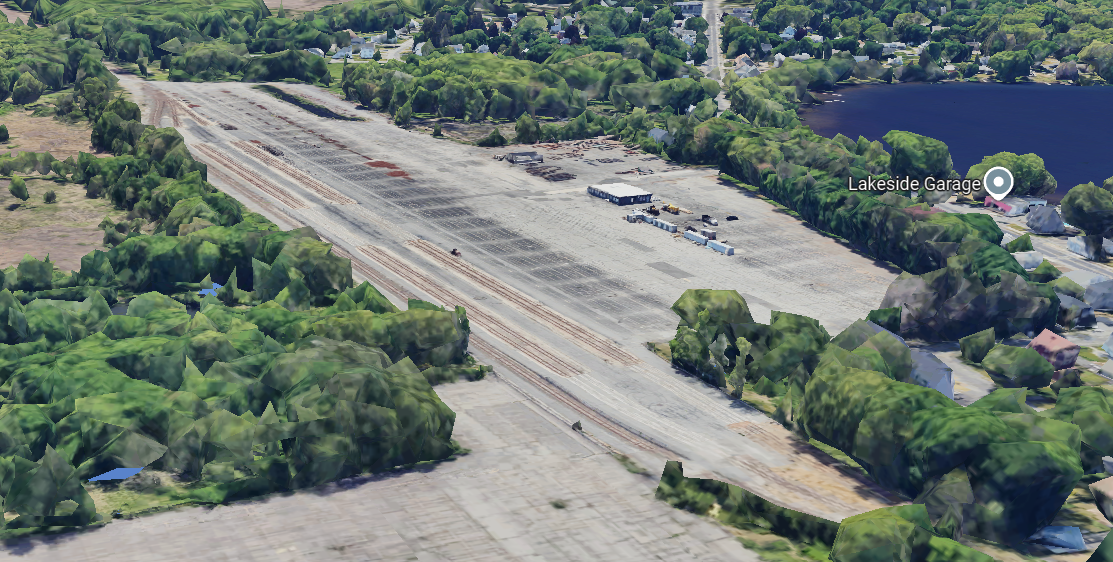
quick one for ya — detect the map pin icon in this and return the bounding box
[983,166,1014,201]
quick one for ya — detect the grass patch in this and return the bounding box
[646,341,672,362]
[1079,346,1104,362]
[1083,372,1112,386]
[719,173,760,192]
[253,84,363,121]
[733,529,832,562]
[726,382,779,416]
[0,102,20,117]
[611,453,648,475]
[807,439,870,479]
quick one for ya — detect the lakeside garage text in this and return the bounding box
[848,176,984,195]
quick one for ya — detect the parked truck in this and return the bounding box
[701,214,718,226]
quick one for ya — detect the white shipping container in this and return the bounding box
[684,231,709,245]
[700,229,716,240]
[708,240,734,255]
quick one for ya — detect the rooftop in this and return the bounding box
[590,183,652,198]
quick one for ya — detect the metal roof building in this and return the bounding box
[588,183,653,206]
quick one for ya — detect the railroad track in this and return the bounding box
[406,239,642,367]
[231,140,357,205]
[193,144,308,210]
[470,337,671,455]
[205,166,305,229]
[358,244,584,378]
[326,241,671,456]
[172,99,211,126]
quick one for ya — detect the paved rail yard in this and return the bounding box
[13,75,920,561]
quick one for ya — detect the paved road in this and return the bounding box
[0,379,759,561]
[701,0,724,82]
[119,75,904,529]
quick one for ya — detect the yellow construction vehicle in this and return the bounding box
[663,204,680,214]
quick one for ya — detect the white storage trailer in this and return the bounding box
[588,183,653,206]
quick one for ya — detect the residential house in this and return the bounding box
[359,47,376,58]
[414,42,427,56]
[880,41,906,55]
[778,26,796,40]
[622,6,635,13]
[508,13,519,22]
[351,36,366,46]
[760,43,772,52]
[332,46,353,59]
[560,38,571,44]
[305,48,325,57]
[476,44,490,53]
[410,18,422,30]
[806,34,824,43]
[735,64,760,78]
[550,24,561,32]
[674,1,703,18]
[676,29,697,46]
[647,128,675,146]
[449,44,465,54]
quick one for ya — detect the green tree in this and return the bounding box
[651,7,674,29]
[432,123,442,136]
[966,152,1057,198]
[476,127,507,146]
[0,125,7,142]
[278,0,286,19]
[988,50,1034,83]
[137,57,149,77]
[515,113,540,143]
[372,48,382,61]
[1062,183,1113,236]
[1079,41,1113,82]
[11,72,45,105]
[43,190,56,203]
[684,17,708,33]
[8,176,28,201]
[394,100,412,127]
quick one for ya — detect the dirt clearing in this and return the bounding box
[0,178,125,272]
[1,108,94,161]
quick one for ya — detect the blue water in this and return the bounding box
[796,81,1113,202]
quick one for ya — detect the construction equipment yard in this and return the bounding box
[17,74,925,561]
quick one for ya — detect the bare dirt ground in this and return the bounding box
[0,178,123,272]
[0,2,28,24]
[1,109,95,161]
[262,0,339,16]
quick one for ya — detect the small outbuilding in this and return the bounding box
[588,183,653,206]
[506,152,543,164]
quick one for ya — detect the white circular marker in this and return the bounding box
[983,167,1014,201]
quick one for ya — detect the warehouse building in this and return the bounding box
[588,183,653,205]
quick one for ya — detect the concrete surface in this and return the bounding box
[114,75,907,529]
[0,379,759,561]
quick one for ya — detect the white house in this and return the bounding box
[305,48,325,57]
[332,46,353,59]
[476,44,490,53]
[414,42,427,56]
[508,13,519,22]
[351,36,366,46]
[674,1,703,18]
[779,26,796,40]
[676,29,697,45]
[560,38,571,44]
[449,44,465,54]
[622,6,635,13]
[550,24,561,32]
[806,34,824,43]
[359,47,376,58]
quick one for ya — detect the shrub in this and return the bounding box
[0,124,8,142]
[43,189,56,203]
[8,175,29,201]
